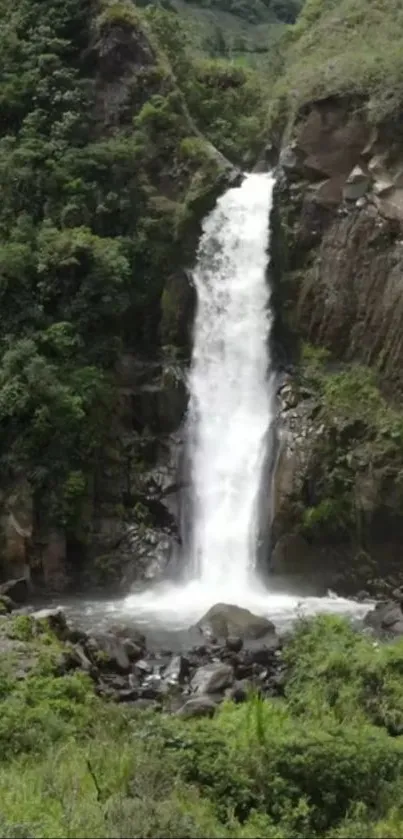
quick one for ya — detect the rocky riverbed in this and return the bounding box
[2,578,402,720]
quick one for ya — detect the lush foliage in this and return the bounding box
[180,0,301,25]
[146,6,268,163]
[0,0,268,538]
[4,615,403,836]
[298,345,403,540]
[146,0,301,62]
[268,0,403,131]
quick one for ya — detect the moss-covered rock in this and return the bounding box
[271,348,403,596]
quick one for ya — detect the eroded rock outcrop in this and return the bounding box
[271,96,403,596]
[274,97,403,391]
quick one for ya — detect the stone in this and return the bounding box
[177,696,217,719]
[191,662,234,694]
[375,188,403,223]
[109,624,146,649]
[343,166,370,201]
[225,679,252,703]
[196,603,276,640]
[134,658,153,676]
[133,698,160,712]
[0,595,14,613]
[163,654,190,684]
[0,577,29,604]
[364,601,403,633]
[69,644,97,675]
[279,145,299,172]
[140,680,162,700]
[32,607,67,636]
[116,688,139,702]
[245,638,281,667]
[225,636,243,653]
[122,640,143,661]
[89,633,131,672]
[373,178,394,196]
[65,625,89,645]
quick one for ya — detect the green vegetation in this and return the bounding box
[4,615,403,836]
[268,0,403,132]
[298,345,403,539]
[0,0,269,551]
[143,0,302,63]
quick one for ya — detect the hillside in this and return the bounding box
[268,0,403,132]
[140,0,302,63]
[0,0,267,589]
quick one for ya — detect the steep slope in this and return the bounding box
[270,0,403,596]
[0,0,267,590]
[166,0,300,60]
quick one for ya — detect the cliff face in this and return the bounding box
[271,96,403,597]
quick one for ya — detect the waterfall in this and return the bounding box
[185,172,276,593]
[123,171,372,627]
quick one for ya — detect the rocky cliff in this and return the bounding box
[271,94,403,597]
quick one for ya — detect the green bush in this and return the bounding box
[268,0,403,130]
[284,615,403,735]
[4,615,403,835]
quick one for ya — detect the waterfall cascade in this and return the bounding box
[123,172,371,629]
[186,172,275,593]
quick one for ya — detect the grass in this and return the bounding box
[268,0,403,132]
[4,614,403,835]
[297,345,403,539]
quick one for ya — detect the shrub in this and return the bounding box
[268,0,403,131]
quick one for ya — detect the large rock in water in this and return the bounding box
[364,601,403,635]
[196,603,276,640]
[0,577,29,604]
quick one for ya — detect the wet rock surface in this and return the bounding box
[195,602,276,640]
[364,594,403,636]
[0,604,286,714]
[0,577,29,604]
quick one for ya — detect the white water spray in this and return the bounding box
[187,172,275,591]
[123,173,372,629]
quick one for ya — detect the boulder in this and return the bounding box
[139,677,162,700]
[32,607,67,636]
[0,577,29,604]
[245,638,281,667]
[87,633,131,672]
[122,640,143,661]
[68,644,97,676]
[115,688,139,703]
[109,624,146,649]
[177,696,217,719]
[0,595,14,614]
[225,636,243,653]
[343,166,370,201]
[196,603,276,640]
[364,601,403,634]
[134,658,153,676]
[225,679,252,703]
[163,654,190,684]
[191,662,234,694]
